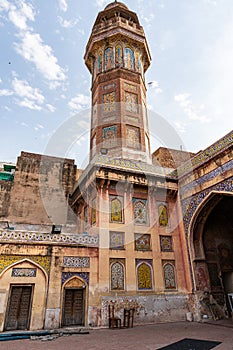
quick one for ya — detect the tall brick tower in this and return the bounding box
[70,1,192,327]
[84,1,152,163]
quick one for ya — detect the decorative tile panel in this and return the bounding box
[110,232,125,250]
[109,195,124,223]
[181,159,233,193]
[0,255,51,274]
[84,206,88,230]
[162,260,176,290]
[12,268,37,277]
[126,125,140,149]
[62,272,89,285]
[103,125,117,148]
[136,260,153,290]
[97,51,103,72]
[103,83,116,90]
[94,155,177,179]
[104,47,114,71]
[178,130,233,176]
[160,235,173,252]
[91,198,96,225]
[135,52,141,71]
[103,92,116,112]
[0,231,98,247]
[63,257,90,268]
[124,82,137,92]
[126,115,139,123]
[158,203,169,227]
[125,92,138,113]
[133,198,148,224]
[182,177,233,235]
[124,47,135,70]
[135,234,151,251]
[115,45,123,66]
[110,260,125,290]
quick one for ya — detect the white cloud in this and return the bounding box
[0,78,2,84]
[8,0,35,30]
[15,32,66,82]
[46,104,56,112]
[0,89,13,96]
[1,1,66,85]
[58,0,68,12]
[0,0,10,12]
[34,123,44,131]
[95,0,108,8]
[21,122,29,127]
[174,93,210,123]
[141,13,155,24]
[58,16,79,28]
[78,28,85,35]
[12,78,45,110]
[16,98,42,110]
[12,78,44,103]
[68,94,90,112]
[203,0,217,5]
[174,121,187,134]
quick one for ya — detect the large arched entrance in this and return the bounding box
[190,192,233,318]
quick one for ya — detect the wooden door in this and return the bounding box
[4,285,33,330]
[62,288,85,326]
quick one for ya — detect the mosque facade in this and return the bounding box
[0,1,232,331]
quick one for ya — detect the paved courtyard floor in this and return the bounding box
[1,321,233,350]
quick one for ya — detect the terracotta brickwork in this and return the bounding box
[152,147,196,169]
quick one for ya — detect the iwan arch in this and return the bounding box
[0,1,232,331]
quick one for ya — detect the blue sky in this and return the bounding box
[0,0,232,167]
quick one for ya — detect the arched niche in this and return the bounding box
[0,258,47,331]
[189,191,233,316]
[61,276,87,327]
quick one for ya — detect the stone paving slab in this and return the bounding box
[0,322,232,350]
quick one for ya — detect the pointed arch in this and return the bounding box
[110,196,123,223]
[124,47,135,70]
[104,47,114,70]
[188,191,232,260]
[97,50,103,72]
[158,203,168,227]
[163,262,176,290]
[137,262,152,290]
[0,258,48,282]
[115,43,123,67]
[61,275,87,327]
[110,261,125,290]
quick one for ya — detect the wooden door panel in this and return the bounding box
[4,286,32,331]
[62,289,84,326]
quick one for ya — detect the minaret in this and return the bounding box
[84,1,152,163]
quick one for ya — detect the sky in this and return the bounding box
[0,0,232,168]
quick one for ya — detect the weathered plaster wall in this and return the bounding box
[0,181,12,218]
[6,152,77,225]
[101,294,189,325]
